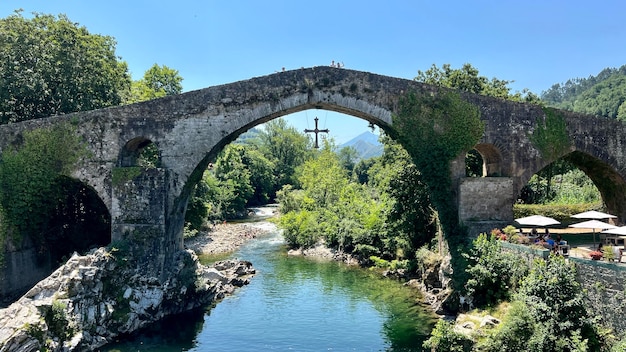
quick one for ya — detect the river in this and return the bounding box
[103,227,436,351]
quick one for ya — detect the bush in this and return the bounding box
[463,233,529,307]
[513,203,602,223]
[423,319,474,352]
[513,255,604,351]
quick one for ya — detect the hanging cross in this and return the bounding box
[304,117,329,149]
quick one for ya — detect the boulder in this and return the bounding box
[0,248,255,351]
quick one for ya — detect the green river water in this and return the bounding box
[103,227,436,351]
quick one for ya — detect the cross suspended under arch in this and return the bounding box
[304,117,329,149]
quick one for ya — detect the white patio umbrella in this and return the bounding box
[601,226,626,236]
[601,226,626,246]
[571,210,617,220]
[569,220,617,248]
[515,215,560,227]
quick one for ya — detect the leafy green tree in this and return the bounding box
[510,256,602,351]
[369,136,435,258]
[415,63,539,102]
[278,140,386,254]
[463,233,529,307]
[0,11,131,124]
[126,63,183,103]
[352,157,377,184]
[240,146,275,206]
[211,144,254,217]
[254,118,312,196]
[0,124,109,264]
[337,146,358,175]
[423,319,474,352]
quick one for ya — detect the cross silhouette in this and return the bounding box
[304,117,329,149]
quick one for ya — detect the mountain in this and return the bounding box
[339,132,383,160]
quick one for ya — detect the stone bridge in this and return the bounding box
[1,66,626,277]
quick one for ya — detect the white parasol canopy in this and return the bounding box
[515,215,560,227]
[571,210,617,220]
[601,226,626,236]
[569,220,617,247]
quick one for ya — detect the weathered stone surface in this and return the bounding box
[0,248,254,351]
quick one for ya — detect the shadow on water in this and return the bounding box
[104,308,206,351]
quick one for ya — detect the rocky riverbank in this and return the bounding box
[0,247,255,351]
[185,221,277,255]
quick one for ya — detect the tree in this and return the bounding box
[0,11,131,124]
[337,146,359,175]
[211,144,254,218]
[254,118,312,196]
[415,63,540,103]
[369,135,435,258]
[0,124,109,265]
[240,146,275,206]
[126,63,183,103]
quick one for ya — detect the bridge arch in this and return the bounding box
[3,66,626,274]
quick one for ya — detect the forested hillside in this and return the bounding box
[541,64,626,120]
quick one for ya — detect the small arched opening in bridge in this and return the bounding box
[517,151,626,224]
[119,137,161,168]
[466,143,504,177]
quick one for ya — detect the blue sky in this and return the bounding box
[1,1,625,143]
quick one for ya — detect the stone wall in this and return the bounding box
[459,177,514,236]
[0,236,51,306]
[571,257,626,334]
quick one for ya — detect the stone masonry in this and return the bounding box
[1,66,626,282]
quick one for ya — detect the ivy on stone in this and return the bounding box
[391,90,484,238]
[530,107,571,161]
[0,123,88,254]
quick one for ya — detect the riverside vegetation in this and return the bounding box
[2,11,626,351]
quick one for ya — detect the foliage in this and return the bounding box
[210,145,253,218]
[278,209,321,248]
[611,336,626,352]
[422,319,474,352]
[44,300,75,342]
[0,124,89,250]
[510,255,603,351]
[111,167,143,186]
[251,118,312,196]
[463,233,529,307]
[240,146,275,206]
[0,11,131,124]
[391,90,483,239]
[541,65,626,120]
[513,203,602,223]
[368,136,435,258]
[478,301,542,352]
[530,108,571,162]
[276,135,439,265]
[465,149,483,177]
[277,140,387,255]
[186,143,273,228]
[520,161,601,205]
[337,145,358,175]
[126,63,183,103]
[415,63,540,103]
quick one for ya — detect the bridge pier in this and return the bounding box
[458,177,515,236]
[111,167,174,276]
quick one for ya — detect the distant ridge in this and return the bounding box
[339,132,383,160]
